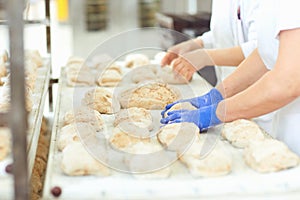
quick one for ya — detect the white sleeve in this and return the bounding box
[197,31,214,49]
[240,0,259,57]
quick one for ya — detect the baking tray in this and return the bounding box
[43,65,300,199]
[0,59,50,200]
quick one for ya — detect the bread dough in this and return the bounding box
[113,107,153,131]
[119,82,181,110]
[0,50,8,63]
[221,119,265,148]
[66,67,95,86]
[244,139,300,173]
[164,102,197,117]
[66,56,85,66]
[109,126,151,151]
[0,62,7,78]
[131,65,158,84]
[25,50,43,67]
[157,65,189,84]
[82,87,120,114]
[125,54,150,68]
[180,139,232,177]
[0,128,10,161]
[63,106,104,131]
[97,69,122,87]
[57,123,96,151]
[61,142,110,176]
[157,122,200,153]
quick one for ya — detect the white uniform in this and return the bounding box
[257,0,300,154]
[199,0,259,82]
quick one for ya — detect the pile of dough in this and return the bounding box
[109,126,151,151]
[0,128,10,161]
[157,122,200,153]
[82,87,120,114]
[97,64,122,87]
[66,56,85,66]
[244,139,300,173]
[125,54,150,68]
[131,65,158,84]
[164,102,197,117]
[57,123,96,151]
[66,66,95,86]
[119,82,181,110]
[125,143,171,179]
[63,106,104,131]
[157,65,189,84]
[61,142,110,176]
[113,107,153,131]
[180,140,232,177]
[221,119,265,148]
[25,50,43,67]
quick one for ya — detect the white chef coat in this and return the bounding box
[199,0,259,82]
[257,0,300,154]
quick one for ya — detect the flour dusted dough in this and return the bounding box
[131,65,157,84]
[66,67,95,86]
[164,102,197,117]
[244,139,300,173]
[119,82,181,110]
[61,142,110,176]
[0,63,7,77]
[113,107,153,131]
[157,122,200,153]
[82,87,120,114]
[0,128,10,161]
[25,50,43,67]
[57,123,96,151]
[221,119,265,148]
[157,65,189,84]
[66,56,85,66]
[125,54,150,68]
[63,106,104,131]
[109,126,151,151]
[97,68,122,87]
[0,50,8,63]
[180,139,232,177]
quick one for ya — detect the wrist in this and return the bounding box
[193,38,204,48]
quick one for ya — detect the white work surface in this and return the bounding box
[0,60,50,200]
[43,64,300,200]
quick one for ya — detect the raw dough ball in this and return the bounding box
[25,50,43,67]
[0,50,8,63]
[164,102,197,117]
[131,65,158,84]
[125,54,150,68]
[57,123,96,151]
[0,62,7,77]
[0,128,10,161]
[244,139,300,173]
[82,87,120,114]
[97,68,122,87]
[109,126,151,151]
[157,122,200,153]
[61,142,110,176]
[66,67,95,86]
[157,65,189,84]
[63,106,104,131]
[119,82,181,110]
[66,56,85,66]
[180,140,232,177]
[113,107,153,131]
[221,119,265,148]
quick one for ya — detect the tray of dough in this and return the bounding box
[43,54,300,199]
[0,51,51,200]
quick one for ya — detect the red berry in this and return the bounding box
[51,186,62,197]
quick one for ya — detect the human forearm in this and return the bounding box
[206,46,245,67]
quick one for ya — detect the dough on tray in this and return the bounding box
[180,140,232,177]
[25,50,43,67]
[0,62,7,78]
[66,67,95,86]
[57,123,96,151]
[0,128,10,161]
[131,65,158,84]
[157,122,200,153]
[66,56,85,66]
[125,54,150,68]
[0,50,8,63]
[119,82,181,110]
[61,142,110,176]
[244,139,300,173]
[157,65,190,84]
[221,119,265,148]
[113,107,153,131]
[97,67,122,87]
[63,106,104,131]
[82,87,120,114]
[164,102,197,117]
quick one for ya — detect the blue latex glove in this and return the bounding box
[161,88,223,117]
[160,104,222,132]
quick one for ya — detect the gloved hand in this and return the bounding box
[161,39,203,66]
[172,49,214,81]
[160,104,222,132]
[161,88,223,117]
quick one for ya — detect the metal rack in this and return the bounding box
[0,0,52,199]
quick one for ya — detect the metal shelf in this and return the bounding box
[0,18,50,26]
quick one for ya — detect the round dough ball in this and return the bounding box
[0,128,10,161]
[125,54,150,68]
[25,50,43,67]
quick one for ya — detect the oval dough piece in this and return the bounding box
[97,69,122,87]
[82,87,120,114]
[25,50,43,67]
[164,102,197,117]
[61,142,110,176]
[131,65,158,84]
[113,107,153,131]
[244,139,300,173]
[157,65,189,84]
[119,82,181,110]
[221,119,265,148]
[125,54,150,68]
[0,128,10,161]
[63,106,104,131]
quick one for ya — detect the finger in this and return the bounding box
[168,119,184,124]
[160,112,182,124]
[173,60,186,75]
[165,101,178,110]
[167,109,189,116]
[161,52,177,66]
